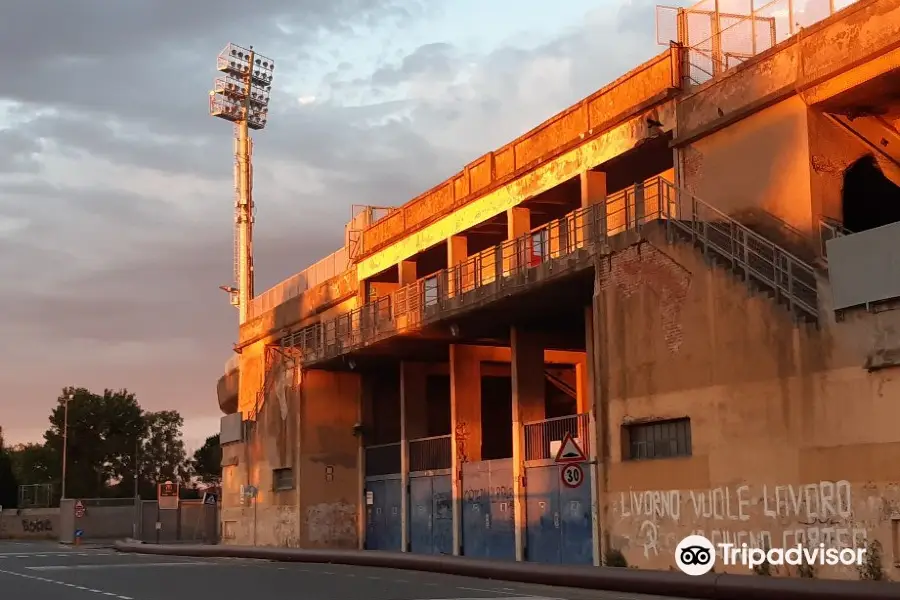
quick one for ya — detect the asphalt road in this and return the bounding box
[0,540,686,600]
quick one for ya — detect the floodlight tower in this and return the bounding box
[209,43,275,324]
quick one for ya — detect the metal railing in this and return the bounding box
[284,176,820,364]
[662,179,819,320]
[524,413,591,462]
[657,0,859,87]
[409,435,452,472]
[818,217,851,260]
[364,442,401,477]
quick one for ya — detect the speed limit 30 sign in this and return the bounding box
[561,463,584,488]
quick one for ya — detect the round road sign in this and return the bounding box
[74,507,85,518]
[561,463,584,488]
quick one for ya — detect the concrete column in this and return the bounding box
[399,260,417,286]
[584,305,601,565]
[590,285,612,563]
[400,361,429,550]
[449,345,482,556]
[447,235,469,297]
[359,375,375,549]
[400,362,410,552]
[580,170,607,208]
[510,327,546,562]
[579,171,607,247]
[505,207,531,275]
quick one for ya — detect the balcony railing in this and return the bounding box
[283,176,820,363]
[524,413,592,462]
[409,435,452,472]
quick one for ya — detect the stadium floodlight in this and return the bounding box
[208,43,276,324]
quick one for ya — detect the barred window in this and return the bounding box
[624,418,691,461]
[272,467,294,491]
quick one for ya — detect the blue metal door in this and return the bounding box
[559,470,593,565]
[365,478,402,551]
[432,475,453,555]
[409,474,453,555]
[409,476,433,554]
[525,465,561,564]
[365,479,385,550]
[461,464,489,558]
[383,477,403,551]
[523,464,594,565]
[487,459,515,560]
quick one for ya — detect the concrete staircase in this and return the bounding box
[657,178,821,324]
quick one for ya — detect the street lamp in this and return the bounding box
[60,391,73,500]
[208,43,276,324]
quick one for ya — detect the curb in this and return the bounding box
[114,542,897,599]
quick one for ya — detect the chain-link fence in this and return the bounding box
[18,484,54,508]
[657,0,860,86]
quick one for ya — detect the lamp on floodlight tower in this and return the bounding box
[208,43,276,324]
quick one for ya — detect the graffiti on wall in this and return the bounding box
[615,480,868,559]
[21,518,53,533]
[455,421,470,464]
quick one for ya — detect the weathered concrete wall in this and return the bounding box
[221,363,361,549]
[680,95,814,234]
[0,508,58,539]
[297,370,360,549]
[595,226,900,579]
[677,0,900,142]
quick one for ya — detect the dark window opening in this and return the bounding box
[481,376,512,460]
[842,154,900,233]
[272,467,294,491]
[623,418,691,461]
[426,375,451,437]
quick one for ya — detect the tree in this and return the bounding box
[43,387,143,498]
[7,443,55,487]
[136,410,189,497]
[190,434,222,486]
[0,433,18,508]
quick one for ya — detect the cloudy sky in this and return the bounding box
[0,0,678,451]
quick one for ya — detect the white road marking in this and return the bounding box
[27,561,224,571]
[0,567,133,599]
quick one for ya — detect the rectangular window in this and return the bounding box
[423,275,439,307]
[272,467,295,491]
[624,418,691,461]
[531,229,549,264]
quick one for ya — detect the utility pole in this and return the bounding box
[60,391,73,500]
[209,43,275,324]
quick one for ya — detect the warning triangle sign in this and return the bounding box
[554,432,587,463]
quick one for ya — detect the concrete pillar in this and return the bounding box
[510,327,545,562]
[400,362,428,552]
[447,235,469,297]
[450,345,482,556]
[359,375,375,549]
[399,260,417,286]
[580,171,607,208]
[579,171,607,247]
[584,305,601,565]
[505,207,531,275]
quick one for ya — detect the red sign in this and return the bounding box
[74,500,85,518]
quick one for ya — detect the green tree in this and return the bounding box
[136,410,189,497]
[7,443,55,487]
[43,387,143,498]
[190,434,222,486]
[0,433,19,508]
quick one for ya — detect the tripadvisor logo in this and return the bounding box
[674,534,866,576]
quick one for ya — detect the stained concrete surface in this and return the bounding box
[0,540,688,600]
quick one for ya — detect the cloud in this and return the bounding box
[0,0,666,440]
